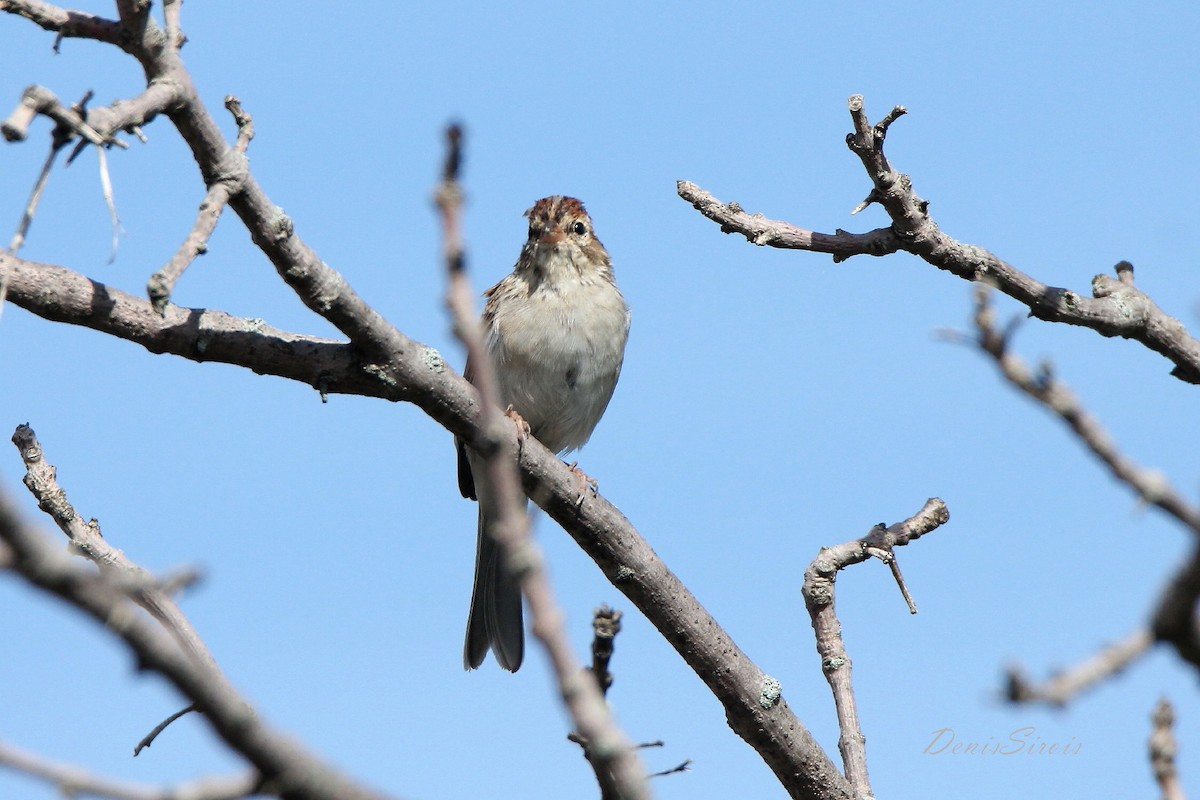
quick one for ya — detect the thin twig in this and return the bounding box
[0,125,73,320]
[147,98,252,313]
[591,605,621,698]
[96,144,123,262]
[1004,629,1154,707]
[648,760,692,779]
[434,124,649,800]
[133,704,196,756]
[7,136,67,253]
[1148,697,1185,800]
[1,88,102,317]
[968,286,1200,533]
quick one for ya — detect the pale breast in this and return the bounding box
[488,276,630,454]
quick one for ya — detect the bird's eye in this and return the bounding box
[571,220,588,236]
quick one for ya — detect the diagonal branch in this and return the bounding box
[969,286,1200,677]
[1004,629,1154,707]
[11,424,219,672]
[0,739,259,800]
[678,96,1200,384]
[0,490,397,800]
[967,286,1200,534]
[147,97,253,314]
[0,0,121,45]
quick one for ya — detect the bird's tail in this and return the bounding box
[463,504,525,671]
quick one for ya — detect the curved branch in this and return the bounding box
[967,286,1200,533]
[678,96,1200,384]
[147,97,253,314]
[2,253,366,392]
[0,492,395,800]
[1004,629,1154,707]
[0,0,121,45]
[675,181,900,261]
[12,424,219,672]
[0,739,259,800]
[803,499,949,796]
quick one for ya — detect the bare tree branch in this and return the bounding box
[5,127,69,253]
[133,705,197,757]
[147,97,253,314]
[0,0,122,48]
[967,286,1200,534]
[590,605,621,698]
[120,185,852,795]
[674,182,899,260]
[1,166,849,798]
[968,286,1200,679]
[1004,629,1154,707]
[11,423,219,672]
[0,739,259,800]
[678,96,1200,384]
[803,498,949,798]
[2,254,358,388]
[113,0,151,35]
[1148,698,1185,800]
[2,84,122,147]
[0,490,399,800]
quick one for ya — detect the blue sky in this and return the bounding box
[2,2,1199,798]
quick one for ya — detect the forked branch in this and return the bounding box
[679,97,1200,384]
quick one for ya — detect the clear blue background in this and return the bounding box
[2,2,1198,798]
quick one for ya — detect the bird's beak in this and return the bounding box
[537,223,565,245]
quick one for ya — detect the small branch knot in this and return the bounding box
[208,149,249,192]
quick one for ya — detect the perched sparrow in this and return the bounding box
[457,196,631,671]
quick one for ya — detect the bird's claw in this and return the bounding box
[504,406,531,447]
[567,461,598,508]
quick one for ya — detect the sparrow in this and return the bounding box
[458,196,630,671]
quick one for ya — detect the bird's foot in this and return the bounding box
[504,406,531,448]
[567,461,598,508]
